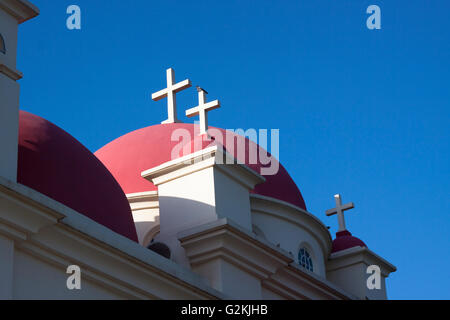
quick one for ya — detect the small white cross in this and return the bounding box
[325,194,355,232]
[185,87,220,135]
[152,68,192,124]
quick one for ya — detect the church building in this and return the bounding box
[0,0,396,300]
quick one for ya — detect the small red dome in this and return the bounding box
[331,230,367,253]
[95,123,307,210]
[18,111,138,242]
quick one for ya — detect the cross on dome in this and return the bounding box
[186,86,221,135]
[325,194,355,232]
[152,68,192,124]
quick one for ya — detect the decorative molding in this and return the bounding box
[327,246,396,300]
[0,63,23,81]
[0,222,27,241]
[126,191,158,201]
[179,218,353,300]
[17,225,219,300]
[127,191,159,212]
[262,280,309,300]
[328,246,397,276]
[0,177,225,299]
[0,181,64,237]
[250,194,332,258]
[142,145,265,190]
[263,264,354,300]
[179,218,292,280]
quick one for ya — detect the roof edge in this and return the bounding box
[0,0,39,23]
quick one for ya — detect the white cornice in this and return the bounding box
[126,191,159,212]
[0,179,64,238]
[284,263,356,299]
[126,191,158,201]
[0,176,225,299]
[142,145,265,190]
[328,246,397,276]
[261,263,354,300]
[0,64,23,80]
[179,218,354,300]
[0,0,39,23]
[179,218,293,279]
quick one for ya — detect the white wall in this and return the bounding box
[214,167,252,229]
[0,6,21,182]
[0,178,223,300]
[128,192,160,246]
[0,235,14,299]
[13,249,128,299]
[145,149,262,266]
[250,196,332,279]
[194,259,262,300]
[253,212,326,277]
[0,9,18,68]
[0,73,20,182]
[327,247,395,300]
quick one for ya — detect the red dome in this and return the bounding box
[18,111,138,242]
[331,230,367,253]
[95,123,307,210]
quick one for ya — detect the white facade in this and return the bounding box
[0,0,396,300]
[0,0,35,181]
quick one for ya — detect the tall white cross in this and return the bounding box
[152,68,192,124]
[325,194,355,232]
[185,87,220,135]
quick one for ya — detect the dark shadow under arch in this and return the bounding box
[0,33,5,54]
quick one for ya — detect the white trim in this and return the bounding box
[126,191,158,201]
[141,145,265,190]
[0,64,23,81]
[250,194,332,257]
[0,176,225,299]
[328,246,397,276]
[0,0,40,23]
[143,224,160,248]
[178,218,354,300]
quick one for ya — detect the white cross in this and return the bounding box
[152,68,192,124]
[325,194,355,232]
[185,87,220,135]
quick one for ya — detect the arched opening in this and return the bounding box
[142,224,160,247]
[0,33,5,54]
[147,241,171,259]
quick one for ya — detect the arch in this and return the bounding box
[0,33,5,54]
[142,224,160,247]
[147,242,171,259]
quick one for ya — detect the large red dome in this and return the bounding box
[17,111,138,242]
[95,123,307,210]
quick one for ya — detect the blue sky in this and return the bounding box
[18,0,449,299]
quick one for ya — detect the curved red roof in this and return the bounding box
[331,230,367,253]
[17,111,138,242]
[95,123,307,210]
